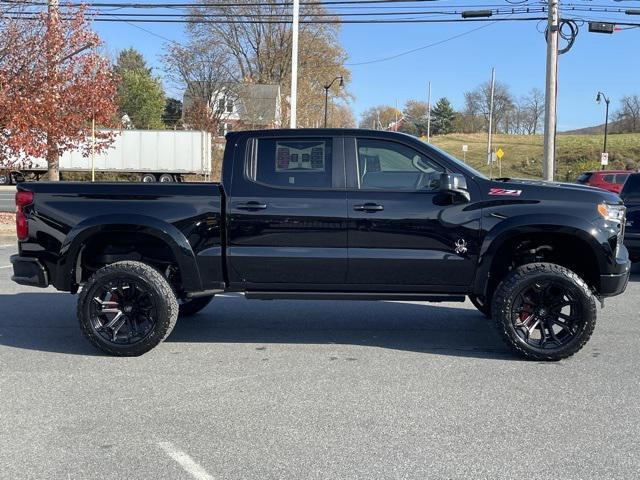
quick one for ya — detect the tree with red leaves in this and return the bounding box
[0,4,118,180]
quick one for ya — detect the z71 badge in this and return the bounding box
[489,188,522,196]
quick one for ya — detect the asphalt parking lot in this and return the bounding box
[1,242,639,480]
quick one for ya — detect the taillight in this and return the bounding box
[15,190,34,241]
[16,191,33,208]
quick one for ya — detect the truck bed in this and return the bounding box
[17,182,224,295]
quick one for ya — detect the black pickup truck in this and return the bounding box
[11,129,630,360]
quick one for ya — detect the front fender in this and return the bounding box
[55,214,203,292]
[472,213,607,295]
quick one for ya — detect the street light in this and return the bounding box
[323,76,344,128]
[596,91,611,169]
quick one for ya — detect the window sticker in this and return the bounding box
[276,141,326,172]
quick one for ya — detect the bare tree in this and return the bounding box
[463,80,515,134]
[330,103,356,128]
[188,0,350,127]
[162,39,233,132]
[521,88,544,134]
[616,95,640,133]
[359,105,402,130]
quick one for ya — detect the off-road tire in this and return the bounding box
[78,261,179,356]
[469,295,492,318]
[179,295,214,317]
[492,262,597,361]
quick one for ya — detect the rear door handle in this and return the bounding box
[236,201,267,211]
[353,203,384,212]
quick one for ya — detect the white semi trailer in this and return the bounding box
[0,129,213,184]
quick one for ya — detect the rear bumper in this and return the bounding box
[10,255,49,288]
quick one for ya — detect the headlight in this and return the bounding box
[598,203,626,223]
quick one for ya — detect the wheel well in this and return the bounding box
[487,233,600,298]
[76,232,182,291]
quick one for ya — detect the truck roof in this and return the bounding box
[225,128,418,141]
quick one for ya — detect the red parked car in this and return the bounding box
[576,170,632,194]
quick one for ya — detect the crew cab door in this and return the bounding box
[344,136,479,290]
[226,134,348,288]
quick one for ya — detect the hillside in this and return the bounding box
[431,132,640,181]
[560,120,629,135]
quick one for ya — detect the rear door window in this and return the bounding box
[602,174,615,183]
[249,138,334,189]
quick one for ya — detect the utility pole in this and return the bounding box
[596,91,610,170]
[289,0,300,128]
[543,0,560,181]
[395,99,398,130]
[427,81,432,142]
[487,67,495,178]
[46,0,60,181]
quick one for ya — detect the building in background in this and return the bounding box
[183,83,282,140]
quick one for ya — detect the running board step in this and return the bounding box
[244,292,466,302]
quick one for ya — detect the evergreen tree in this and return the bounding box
[163,98,183,128]
[431,97,456,135]
[114,48,151,76]
[114,48,165,129]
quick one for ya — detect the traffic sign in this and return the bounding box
[462,144,468,152]
[496,148,504,160]
[601,152,609,166]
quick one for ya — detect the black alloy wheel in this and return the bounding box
[78,261,178,356]
[89,278,157,345]
[511,280,581,350]
[492,263,596,361]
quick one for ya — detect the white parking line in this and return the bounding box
[0,265,11,269]
[158,442,215,480]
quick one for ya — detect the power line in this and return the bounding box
[345,18,502,65]
[1,0,450,7]
[5,14,549,23]
[6,7,546,17]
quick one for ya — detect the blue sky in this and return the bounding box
[93,3,639,131]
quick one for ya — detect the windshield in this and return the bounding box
[576,172,593,184]
[621,173,640,199]
[424,142,488,180]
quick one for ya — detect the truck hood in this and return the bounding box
[488,177,622,204]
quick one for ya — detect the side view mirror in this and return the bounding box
[438,173,470,203]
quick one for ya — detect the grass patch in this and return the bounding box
[431,132,640,181]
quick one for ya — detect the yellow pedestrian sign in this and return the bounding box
[496,148,504,160]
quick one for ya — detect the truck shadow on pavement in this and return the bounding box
[0,291,517,360]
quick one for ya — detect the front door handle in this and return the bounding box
[353,203,384,212]
[236,201,268,211]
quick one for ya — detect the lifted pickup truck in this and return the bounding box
[11,129,630,360]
